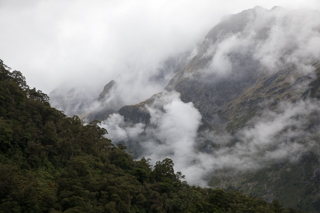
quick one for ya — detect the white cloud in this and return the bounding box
[0,0,319,94]
[202,7,320,77]
[207,100,320,171]
[102,97,320,186]
[101,91,206,184]
[101,113,145,142]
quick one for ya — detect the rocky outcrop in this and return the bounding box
[98,80,116,101]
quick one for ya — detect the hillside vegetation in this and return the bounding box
[0,59,304,213]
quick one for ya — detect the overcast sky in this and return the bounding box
[0,0,319,95]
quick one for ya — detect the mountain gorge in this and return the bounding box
[49,6,320,212]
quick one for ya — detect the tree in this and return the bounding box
[152,158,175,183]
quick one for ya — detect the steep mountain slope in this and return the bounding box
[209,64,320,212]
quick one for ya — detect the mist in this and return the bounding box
[200,6,320,80]
[101,93,320,186]
[0,1,319,113]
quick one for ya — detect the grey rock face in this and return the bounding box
[98,80,116,101]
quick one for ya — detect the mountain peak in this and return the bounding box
[98,80,116,101]
[270,5,285,11]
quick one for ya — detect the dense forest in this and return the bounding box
[0,59,304,213]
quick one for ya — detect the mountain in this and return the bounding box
[75,6,320,212]
[49,86,97,117]
[101,6,319,131]
[49,52,191,122]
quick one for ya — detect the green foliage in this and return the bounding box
[152,158,175,182]
[0,60,303,213]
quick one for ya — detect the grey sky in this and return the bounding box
[0,0,319,95]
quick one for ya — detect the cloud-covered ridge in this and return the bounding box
[198,7,320,78]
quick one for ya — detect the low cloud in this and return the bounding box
[1,1,319,115]
[102,113,145,142]
[52,6,320,118]
[197,100,320,176]
[101,95,320,186]
[101,91,206,185]
[203,7,320,78]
